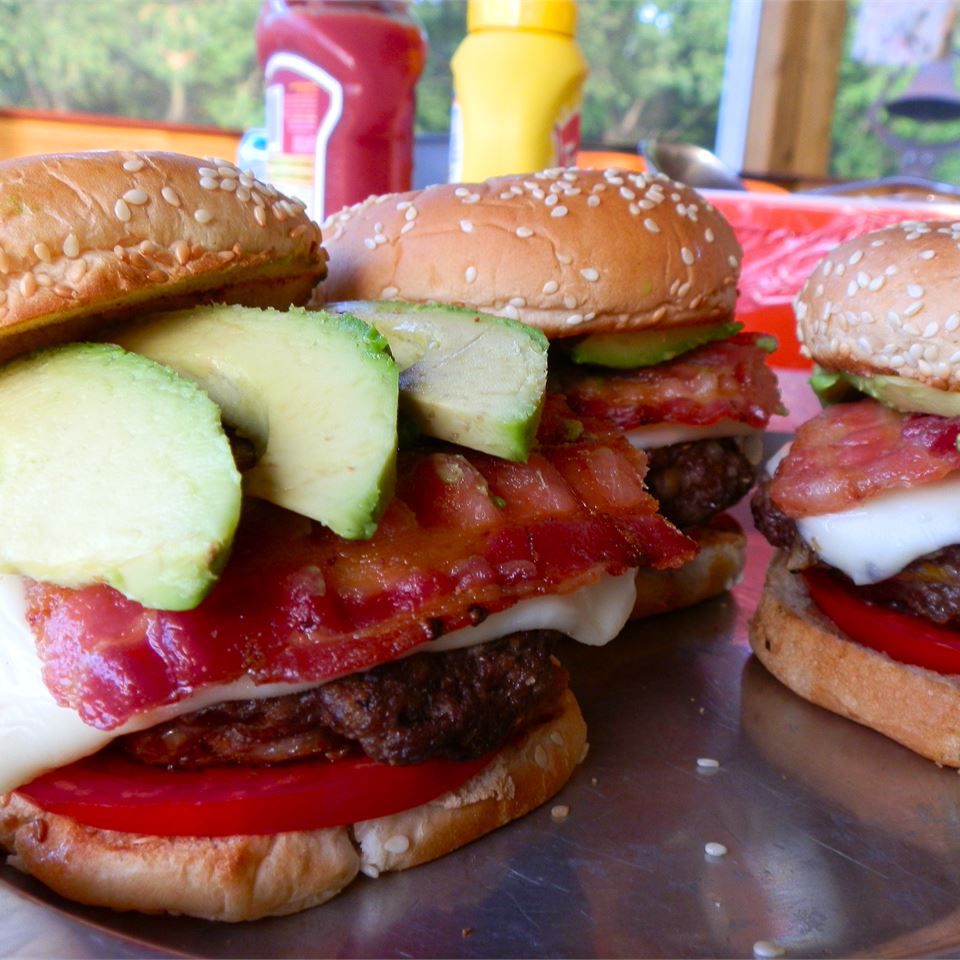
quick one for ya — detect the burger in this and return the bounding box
[315,166,783,616]
[751,219,960,765]
[0,151,695,920]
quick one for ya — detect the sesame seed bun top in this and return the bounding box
[0,151,326,363]
[795,220,960,390]
[315,167,742,338]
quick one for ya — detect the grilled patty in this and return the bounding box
[121,632,566,769]
[752,475,960,627]
[646,437,760,528]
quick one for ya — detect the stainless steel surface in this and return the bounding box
[5,495,960,956]
[641,139,746,191]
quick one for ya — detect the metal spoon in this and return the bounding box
[640,138,746,191]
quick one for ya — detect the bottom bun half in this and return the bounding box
[631,517,746,619]
[0,688,586,922]
[750,553,960,767]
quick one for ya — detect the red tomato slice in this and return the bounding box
[803,568,960,675]
[17,749,491,837]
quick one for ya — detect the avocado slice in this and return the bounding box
[811,367,960,417]
[327,301,549,462]
[113,305,398,540]
[571,320,744,368]
[0,343,241,610]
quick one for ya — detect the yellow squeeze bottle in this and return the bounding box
[449,0,587,182]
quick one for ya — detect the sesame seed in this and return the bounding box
[401,221,415,234]
[123,189,148,206]
[653,306,668,322]
[848,249,863,265]
[705,228,715,243]
[563,294,577,309]
[753,941,785,958]
[587,195,600,207]
[728,255,740,269]
[534,745,549,768]
[509,296,526,307]
[33,242,52,263]
[502,304,520,320]
[925,344,940,361]
[405,206,418,221]
[172,240,190,265]
[161,186,181,207]
[857,271,870,288]
[454,187,469,197]
[516,226,534,238]
[681,247,695,266]
[35,274,51,288]
[254,204,267,227]
[907,284,925,298]
[374,233,387,246]
[565,314,584,326]
[63,233,80,260]
[122,157,144,172]
[921,249,936,260]
[678,281,692,298]
[910,343,924,359]
[194,208,213,225]
[904,301,924,317]
[19,274,37,297]
[551,805,570,821]
[360,864,379,879]
[557,252,573,265]
[629,204,640,216]
[619,186,636,200]
[396,200,411,211]
[200,177,218,190]
[846,281,858,297]
[384,835,410,854]
[381,286,399,298]
[885,265,898,276]
[363,238,376,250]
[835,263,846,276]
[220,179,237,192]
[68,260,86,282]
[581,268,599,281]
[114,199,132,222]
[551,205,568,218]
[868,276,884,291]
[924,322,940,338]
[823,260,834,277]
[545,194,558,207]
[704,842,727,857]
[696,757,719,769]
[217,165,237,178]
[549,731,565,746]
[947,314,960,332]
[465,265,477,283]
[198,166,218,177]
[644,218,661,234]
[870,238,886,247]
[460,219,474,233]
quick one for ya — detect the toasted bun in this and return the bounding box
[0,689,585,922]
[0,151,327,363]
[794,220,960,390]
[631,517,746,618]
[316,167,741,338]
[750,552,960,766]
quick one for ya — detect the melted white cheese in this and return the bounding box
[626,419,760,450]
[797,474,960,585]
[0,570,637,793]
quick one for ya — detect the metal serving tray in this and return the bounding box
[3,433,960,957]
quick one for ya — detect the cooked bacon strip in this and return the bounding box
[27,437,695,730]
[771,399,960,518]
[558,334,782,430]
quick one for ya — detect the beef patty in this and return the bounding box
[645,437,760,528]
[121,632,566,769]
[752,475,960,627]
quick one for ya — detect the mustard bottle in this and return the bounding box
[449,0,587,182]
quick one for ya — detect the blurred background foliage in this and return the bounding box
[2,0,959,183]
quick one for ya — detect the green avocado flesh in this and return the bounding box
[810,367,960,417]
[570,320,743,368]
[0,343,241,610]
[113,305,399,540]
[327,301,549,462]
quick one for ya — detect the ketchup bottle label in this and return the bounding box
[553,109,581,168]
[264,52,343,219]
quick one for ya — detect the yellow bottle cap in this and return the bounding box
[467,0,577,35]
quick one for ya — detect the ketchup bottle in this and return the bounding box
[256,0,427,220]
